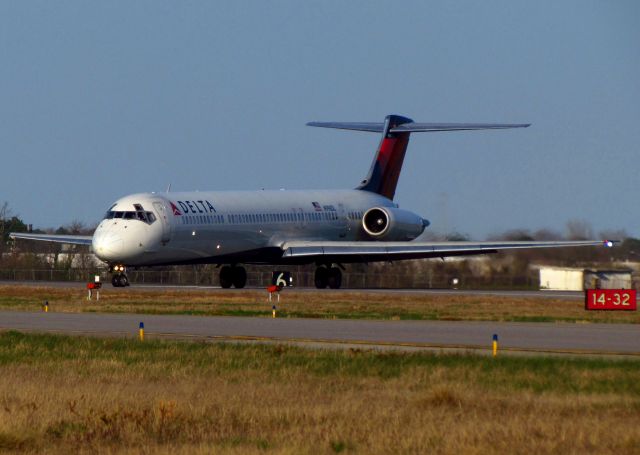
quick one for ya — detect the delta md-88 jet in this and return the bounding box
[11,115,612,288]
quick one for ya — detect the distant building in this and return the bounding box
[537,266,633,291]
[583,269,633,290]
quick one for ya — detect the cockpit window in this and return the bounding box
[103,205,157,225]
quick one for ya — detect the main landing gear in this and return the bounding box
[110,265,130,287]
[219,265,247,289]
[314,265,342,289]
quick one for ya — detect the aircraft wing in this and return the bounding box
[281,240,613,262]
[9,232,93,246]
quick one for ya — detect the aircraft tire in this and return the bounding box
[327,267,342,289]
[111,275,120,287]
[219,266,233,289]
[121,274,130,287]
[232,266,247,289]
[314,267,328,289]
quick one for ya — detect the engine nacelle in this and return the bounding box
[362,207,427,241]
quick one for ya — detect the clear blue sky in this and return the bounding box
[1,1,638,239]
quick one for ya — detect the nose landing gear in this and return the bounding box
[219,265,247,289]
[110,265,130,287]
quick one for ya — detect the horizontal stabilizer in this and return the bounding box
[306,121,530,133]
[390,122,530,132]
[306,122,386,132]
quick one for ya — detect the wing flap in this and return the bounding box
[10,232,93,246]
[282,240,610,261]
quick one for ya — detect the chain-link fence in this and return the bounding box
[0,267,544,289]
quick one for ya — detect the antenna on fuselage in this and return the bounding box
[166,183,172,193]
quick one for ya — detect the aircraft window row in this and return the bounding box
[226,211,338,225]
[181,214,225,225]
[178,211,341,226]
[104,211,157,224]
[348,211,364,220]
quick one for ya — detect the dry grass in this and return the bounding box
[0,284,638,324]
[0,332,638,454]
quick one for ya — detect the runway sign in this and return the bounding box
[272,271,293,287]
[585,289,636,311]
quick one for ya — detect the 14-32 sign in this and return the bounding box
[585,289,637,311]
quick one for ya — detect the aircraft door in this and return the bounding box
[297,208,306,229]
[153,201,172,244]
[337,203,348,238]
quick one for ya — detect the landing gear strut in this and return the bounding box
[219,265,247,289]
[315,266,342,289]
[110,265,130,287]
[111,274,129,287]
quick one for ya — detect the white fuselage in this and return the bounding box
[92,189,402,267]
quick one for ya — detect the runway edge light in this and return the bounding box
[139,322,144,341]
[492,334,498,357]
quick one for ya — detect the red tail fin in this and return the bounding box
[357,115,413,200]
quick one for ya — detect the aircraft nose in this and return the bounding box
[92,229,124,261]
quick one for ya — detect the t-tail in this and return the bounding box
[307,114,530,200]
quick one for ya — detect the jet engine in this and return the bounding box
[362,207,427,241]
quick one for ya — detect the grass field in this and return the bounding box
[0,284,638,324]
[0,331,638,454]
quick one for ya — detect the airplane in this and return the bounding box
[10,114,613,288]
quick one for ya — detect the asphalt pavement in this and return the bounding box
[1,310,638,356]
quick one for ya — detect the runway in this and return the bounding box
[1,310,638,356]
